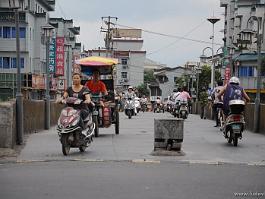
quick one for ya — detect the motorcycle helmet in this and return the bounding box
[173,88,178,92]
[229,76,240,85]
[128,86,133,90]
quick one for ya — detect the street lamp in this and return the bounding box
[207,16,220,90]
[42,24,54,130]
[240,16,263,133]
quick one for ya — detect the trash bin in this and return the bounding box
[154,118,184,151]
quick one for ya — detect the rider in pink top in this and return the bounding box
[176,87,191,102]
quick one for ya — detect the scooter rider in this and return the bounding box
[59,73,93,129]
[125,86,136,99]
[217,76,250,124]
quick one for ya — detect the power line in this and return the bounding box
[114,23,222,46]
[147,20,207,55]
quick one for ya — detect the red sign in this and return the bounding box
[55,37,65,76]
[225,67,231,84]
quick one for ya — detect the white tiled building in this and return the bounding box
[86,28,146,91]
[0,0,55,100]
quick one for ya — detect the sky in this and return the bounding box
[50,0,224,67]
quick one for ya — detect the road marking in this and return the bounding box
[131,159,160,164]
[72,159,104,162]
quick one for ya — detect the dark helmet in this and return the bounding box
[173,88,178,92]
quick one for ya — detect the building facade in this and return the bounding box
[0,0,56,100]
[220,0,265,98]
[86,28,146,91]
[49,18,81,89]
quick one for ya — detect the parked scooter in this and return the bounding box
[57,97,94,155]
[223,99,245,147]
[124,97,135,119]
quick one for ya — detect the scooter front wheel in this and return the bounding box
[61,134,70,156]
[79,146,86,152]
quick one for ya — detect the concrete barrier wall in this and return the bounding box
[0,100,63,148]
[0,101,16,148]
[192,102,265,134]
[23,100,63,134]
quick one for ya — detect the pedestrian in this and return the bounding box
[211,81,224,127]
[199,87,208,119]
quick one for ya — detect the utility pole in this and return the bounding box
[101,16,118,57]
[10,0,24,144]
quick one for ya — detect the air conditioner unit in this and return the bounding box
[122,65,128,69]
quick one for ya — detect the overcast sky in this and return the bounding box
[50,0,224,67]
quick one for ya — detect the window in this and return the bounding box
[21,58,24,68]
[12,27,16,38]
[3,57,10,69]
[0,57,2,68]
[239,66,253,77]
[0,27,2,38]
[3,27,11,38]
[121,58,128,65]
[20,27,26,38]
[11,57,16,68]
[121,72,127,79]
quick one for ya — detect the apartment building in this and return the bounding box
[220,0,265,96]
[0,0,55,100]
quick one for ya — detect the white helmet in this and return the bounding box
[229,76,240,85]
[128,86,133,90]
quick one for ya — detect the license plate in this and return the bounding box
[232,124,241,131]
[93,111,98,115]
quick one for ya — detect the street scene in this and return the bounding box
[1,0,265,198]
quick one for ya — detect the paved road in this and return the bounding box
[15,112,265,165]
[1,112,265,199]
[1,161,265,199]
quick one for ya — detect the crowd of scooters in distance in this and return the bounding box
[116,86,191,120]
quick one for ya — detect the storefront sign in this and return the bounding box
[225,67,231,84]
[32,74,45,89]
[55,37,64,76]
[49,38,56,73]
[73,53,81,74]
[57,79,65,90]
[0,12,26,22]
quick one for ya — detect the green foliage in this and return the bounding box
[175,75,189,88]
[198,65,222,93]
[144,70,156,83]
[136,83,149,97]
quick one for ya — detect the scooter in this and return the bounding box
[134,97,141,114]
[179,100,188,119]
[223,100,245,147]
[124,98,134,119]
[57,97,95,155]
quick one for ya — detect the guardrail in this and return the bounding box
[0,100,63,148]
[192,102,265,134]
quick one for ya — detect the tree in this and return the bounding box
[136,83,149,97]
[144,70,156,83]
[198,65,221,94]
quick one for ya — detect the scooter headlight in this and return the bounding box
[71,116,79,126]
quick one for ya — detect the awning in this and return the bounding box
[232,53,265,62]
[76,56,118,66]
